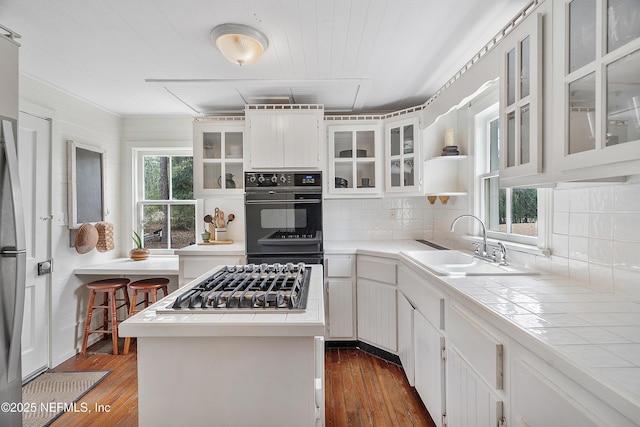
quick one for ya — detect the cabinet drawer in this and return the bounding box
[398,266,444,330]
[447,302,504,390]
[357,256,396,285]
[325,255,353,277]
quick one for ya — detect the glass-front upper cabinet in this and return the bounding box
[554,0,640,171]
[327,123,381,196]
[385,116,421,193]
[500,12,543,179]
[193,119,244,197]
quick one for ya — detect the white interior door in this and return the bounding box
[18,112,51,380]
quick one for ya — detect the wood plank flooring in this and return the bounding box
[47,342,435,426]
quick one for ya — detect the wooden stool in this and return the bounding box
[123,277,170,355]
[81,278,131,355]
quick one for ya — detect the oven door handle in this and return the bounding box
[245,200,321,205]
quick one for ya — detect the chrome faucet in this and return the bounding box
[450,214,489,259]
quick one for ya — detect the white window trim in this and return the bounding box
[132,146,201,255]
[469,87,551,256]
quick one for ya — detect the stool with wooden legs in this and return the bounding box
[81,278,131,355]
[123,277,170,355]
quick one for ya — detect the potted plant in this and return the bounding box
[130,230,150,260]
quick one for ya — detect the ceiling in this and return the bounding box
[0,0,530,116]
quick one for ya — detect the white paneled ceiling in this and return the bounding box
[0,0,530,116]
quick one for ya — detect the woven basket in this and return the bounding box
[74,223,99,254]
[95,221,115,252]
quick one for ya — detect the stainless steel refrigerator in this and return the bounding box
[1,117,26,426]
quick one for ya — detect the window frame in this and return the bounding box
[133,147,199,254]
[471,91,551,251]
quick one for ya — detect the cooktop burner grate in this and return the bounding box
[167,263,310,312]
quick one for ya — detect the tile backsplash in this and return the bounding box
[551,178,640,299]
[323,178,640,300]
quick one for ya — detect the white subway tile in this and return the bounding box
[570,188,590,212]
[590,213,613,239]
[554,189,571,212]
[614,241,640,271]
[554,212,570,235]
[569,213,590,237]
[569,236,589,261]
[590,186,615,212]
[615,184,640,212]
[589,239,614,265]
[613,213,640,242]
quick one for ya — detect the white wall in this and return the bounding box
[20,75,123,366]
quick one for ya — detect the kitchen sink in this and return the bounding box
[403,250,538,276]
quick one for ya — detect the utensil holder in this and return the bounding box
[215,228,228,241]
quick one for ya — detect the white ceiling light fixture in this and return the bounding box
[210,23,269,66]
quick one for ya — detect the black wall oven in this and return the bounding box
[244,172,323,264]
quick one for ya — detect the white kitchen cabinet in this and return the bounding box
[511,357,604,427]
[193,119,245,198]
[178,254,245,286]
[499,12,543,180]
[414,310,445,427]
[245,105,324,170]
[447,301,504,391]
[385,115,422,194]
[397,264,446,424]
[324,255,356,340]
[327,123,382,196]
[356,255,397,353]
[445,345,505,427]
[397,292,414,386]
[551,0,640,174]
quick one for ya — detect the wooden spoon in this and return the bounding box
[226,213,235,226]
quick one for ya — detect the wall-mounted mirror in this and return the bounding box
[67,140,106,229]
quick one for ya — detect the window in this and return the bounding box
[135,149,196,251]
[476,102,542,246]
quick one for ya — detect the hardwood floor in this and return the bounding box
[325,348,435,427]
[48,342,435,426]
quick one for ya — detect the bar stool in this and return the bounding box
[81,278,131,355]
[123,277,170,355]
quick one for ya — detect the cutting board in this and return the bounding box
[197,240,233,245]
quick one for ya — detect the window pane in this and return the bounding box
[225,132,243,158]
[608,0,640,52]
[403,125,414,154]
[142,204,167,249]
[484,177,504,232]
[569,72,597,154]
[390,128,401,156]
[520,104,530,164]
[521,36,531,98]
[569,0,596,73]
[489,118,500,172]
[203,132,221,159]
[172,156,193,200]
[510,188,538,237]
[507,48,516,105]
[507,112,516,167]
[144,156,170,200]
[607,49,640,146]
[171,205,195,249]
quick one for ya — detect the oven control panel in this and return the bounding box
[245,172,322,188]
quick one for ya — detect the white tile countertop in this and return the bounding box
[325,239,438,257]
[399,251,640,423]
[118,264,325,338]
[173,241,246,256]
[73,255,179,276]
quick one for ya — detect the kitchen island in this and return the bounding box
[119,263,325,427]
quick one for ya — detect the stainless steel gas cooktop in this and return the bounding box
[159,263,311,313]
